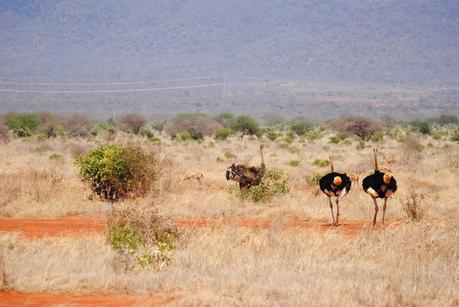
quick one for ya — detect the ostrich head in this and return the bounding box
[333,176,342,185]
[226,163,240,181]
[383,172,392,184]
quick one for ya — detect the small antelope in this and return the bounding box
[349,171,361,184]
[382,155,396,172]
[182,171,204,187]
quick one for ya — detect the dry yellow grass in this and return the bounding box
[0,133,458,305]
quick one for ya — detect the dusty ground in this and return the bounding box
[0,132,458,305]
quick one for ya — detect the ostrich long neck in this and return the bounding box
[260,146,266,171]
[330,156,334,172]
[374,150,379,171]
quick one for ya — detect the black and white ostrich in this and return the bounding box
[362,149,397,226]
[319,155,352,226]
[226,144,266,190]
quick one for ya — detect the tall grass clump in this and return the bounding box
[230,169,290,202]
[76,144,164,201]
[403,191,425,221]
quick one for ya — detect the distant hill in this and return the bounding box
[1,0,458,83]
[0,1,458,120]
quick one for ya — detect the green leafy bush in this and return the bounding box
[230,115,261,136]
[215,127,233,140]
[410,120,432,135]
[304,174,322,187]
[312,159,330,168]
[216,112,236,127]
[288,146,300,154]
[76,144,163,201]
[224,150,237,159]
[284,131,295,144]
[265,128,279,141]
[304,129,322,142]
[230,169,290,202]
[288,160,300,167]
[370,130,384,143]
[4,113,40,137]
[151,122,164,132]
[108,206,179,270]
[452,127,459,142]
[328,134,342,144]
[289,117,314,136]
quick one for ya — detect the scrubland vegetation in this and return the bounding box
[0,111,458,305]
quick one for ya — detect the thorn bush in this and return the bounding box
[76,144,164,201]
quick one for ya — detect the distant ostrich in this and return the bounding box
[362,149,397,226]
[182,171,204,187]
[226,144,266,190]
[319,155,352,226]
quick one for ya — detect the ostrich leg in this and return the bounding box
[328,197,336,226]
[382,197,388,225]
[372,197,379,226]
[335,199,340,226]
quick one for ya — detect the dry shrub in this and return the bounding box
[403,192,425,221]
[62,114,94,137]
[0,169,65,205]
[0,125,10,144]
[165,113,222,138]
[108,204,179,270]
[119,114,147,134]
[329,116,381,141]
[68,143,90,159]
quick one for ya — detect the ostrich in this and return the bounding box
[226,144,266,190]
[362,149,397,226]
[319,155,352,226]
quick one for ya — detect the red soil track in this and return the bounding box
[0,216,371,238]
[0,290,170,306]
[0,217,107,238]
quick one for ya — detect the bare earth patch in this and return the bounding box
[0,216,398,238]
[0,290,172,306]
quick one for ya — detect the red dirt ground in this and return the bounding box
[0,290,172,306]
[0,216,375,238]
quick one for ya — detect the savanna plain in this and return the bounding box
[0,120,458,306]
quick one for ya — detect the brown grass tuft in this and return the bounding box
[403,191,425,221]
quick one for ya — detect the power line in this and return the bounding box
[0,82,225,94]
[0,74,225,86]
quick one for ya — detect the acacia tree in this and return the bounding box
[330,116,380,141]
[120,114,147,134]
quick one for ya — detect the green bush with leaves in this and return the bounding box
[4,113,40,137]
[230,115,261,136]
[288,160,300,167]
[215,127,233,140]
[108,206,179,270]
[230,169,290,202]
[224,150,237,159]
[370,130,384,143]
[289,117,314,136]
[410,120,432,135]
[304,174,322,187]
[312,159,330,168]
[452,127,459,142]
[76,144,163,201]
[328,134,342,144]
[264,128,279,141]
